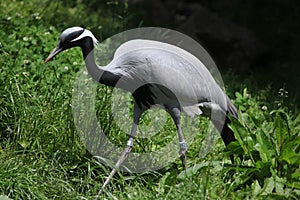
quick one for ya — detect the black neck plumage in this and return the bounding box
[80,37,121,87]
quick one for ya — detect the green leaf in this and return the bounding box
[292,113,300,126]
[235,91,243,100]
[252,180,262,196]
[279,135,300,164]
[285,182,300,190]
[274,175,286,194]
[255,129,275,162]
[18,139,31,149]
[255,161,272,179]
[229,117,250,148]
[177,162,212,179]
[262,177,275,195]
[226,141,244,155]
[281,151,300,165]
[291,168,300,179]
[271,110,290,150]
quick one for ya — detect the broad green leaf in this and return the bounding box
[274,175,286,194]
[262,177,275,195]
[280,148,300,165]
[235,91,243,100]
[226,141,244,155]
[252,180,262,196]
[291,168,300,179]
[255,129,274,162]
[271,110,290,155]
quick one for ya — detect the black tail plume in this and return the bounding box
[212,95,238,163]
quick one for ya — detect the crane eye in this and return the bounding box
[59,39,67,46]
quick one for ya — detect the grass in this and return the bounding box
[0,0,300,199]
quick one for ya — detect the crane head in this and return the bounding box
[45,27,98,62]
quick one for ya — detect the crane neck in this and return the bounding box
[80,37,120,87]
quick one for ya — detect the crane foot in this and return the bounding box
[95,142,133,200]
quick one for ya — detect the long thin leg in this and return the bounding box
[168,107,187,170]
[96,104,143,199]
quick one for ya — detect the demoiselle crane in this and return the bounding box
[45,27,238,196]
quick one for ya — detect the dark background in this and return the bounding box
[127,0,300,102]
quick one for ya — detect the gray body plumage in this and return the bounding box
[102,39,236,119]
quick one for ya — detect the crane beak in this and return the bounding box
[45,46,63,63]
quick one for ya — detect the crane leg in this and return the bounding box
[168,107,187,170]
[96,104,143,199]
[179,139,187,170]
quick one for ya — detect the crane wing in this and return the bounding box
[106,39,228,116]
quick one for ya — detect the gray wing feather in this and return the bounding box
[106,39,229,116]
